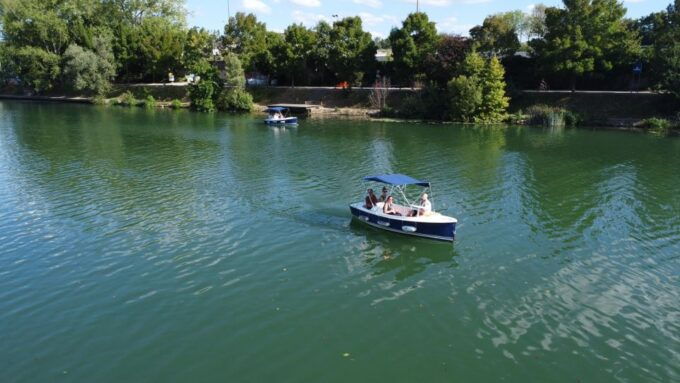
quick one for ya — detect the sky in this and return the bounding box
[185,0,671,38]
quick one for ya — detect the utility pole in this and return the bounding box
[227,0,231,20]
[417,0,419,13]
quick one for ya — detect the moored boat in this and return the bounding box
[349,174,457,242]
[264,107,298,125]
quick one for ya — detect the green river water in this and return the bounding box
[0,101,678,382]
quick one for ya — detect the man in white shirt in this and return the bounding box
[410,193,432,217]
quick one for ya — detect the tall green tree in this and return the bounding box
[470,13,521,56]
[389,12,439,86]
[327,17,376,87]
[182,27,216,74]
[655,1,680,99]
[281,24,317,86]
[532,0,640,90]
[448,52,509,123]
[424,34,470,87]
[222,12,267,73]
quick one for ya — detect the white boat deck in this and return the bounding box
[351,202,457,224]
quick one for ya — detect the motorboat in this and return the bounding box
[349,174,458,242]
[264,107,298,125]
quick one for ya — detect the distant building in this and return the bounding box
[375,49,392,63]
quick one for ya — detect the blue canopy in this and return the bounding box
[266,107,289,112]
[364,174,430,187]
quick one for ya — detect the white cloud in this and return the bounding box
[354,0,382,8]
[290,0,322,7]
[437,16,475,36]
[243,0,271,14]
[291,10,328,26]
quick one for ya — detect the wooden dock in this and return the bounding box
[267,103,321,116]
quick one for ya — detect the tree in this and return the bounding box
[183,27,216,74]
[389,12,439,86]
[424,34,470,87]
[63,35,116,95]
[6,46,61,92]
[528,4,549,39]
[327,17,376,87]
[448,52,485,121]
[479,57,510,122]
[283,24,317,86]
[136,17,185,82]
[216,53,253,112]
[222,12,268,73]
[532,0,640,90]
[654,1,680,99]
[448,52,509,123]
[470,13,521,56]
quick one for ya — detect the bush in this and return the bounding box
[92,95,108,105]
[189,80,215,112]
[639,117,671,132]
[395,94,425,119]
[524,105,580,127]
[117,91,138,106]
[216,88,253,112]
[144,95,157,109]
[171,99,183,109]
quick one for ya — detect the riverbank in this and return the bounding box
[2,85,678,130]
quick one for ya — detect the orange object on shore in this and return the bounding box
[336,81,349,89]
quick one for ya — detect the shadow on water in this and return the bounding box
[348,218,459,281]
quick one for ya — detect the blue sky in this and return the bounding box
[185,0,670,38]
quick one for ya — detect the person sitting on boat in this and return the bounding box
[364,189,379,209]
[409,193,432,217]
[383,196,401,216]
[379,187,389,202]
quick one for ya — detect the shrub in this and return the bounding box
[144,95,157,109]
[639,117,671,132]
[395,94,425,119]
[117,91,138,106]
[524,105,580,127]
[189,80,215,112]
[171,99,183,109]
[216,88,253,112]
[92,95,108,105]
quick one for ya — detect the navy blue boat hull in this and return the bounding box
[349,205,456,242]
[264,117,298,125]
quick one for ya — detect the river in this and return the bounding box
[0,101,678,382]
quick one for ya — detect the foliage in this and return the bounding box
[62,35,116,95]
[479,57,510,122]
[171,99,183,109]
[470,13,522,56]
[424,34,471,87]
[389,13,439,86]
[327,17,376,87]
[216,88,253,112]
[144,95,156,109]
[223,52,246,88]
[117,90,138,106]
[280,24,317,86]
[182,27,217,74]
[528,4,549,39]
[6,46,61,93]
[188,80,215,112]
[638,117,671,132]
[448,52,509,123]
[532,0,640,90]
[650,1,680,100]
[91,95,108,105]
[222,13,268,73]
